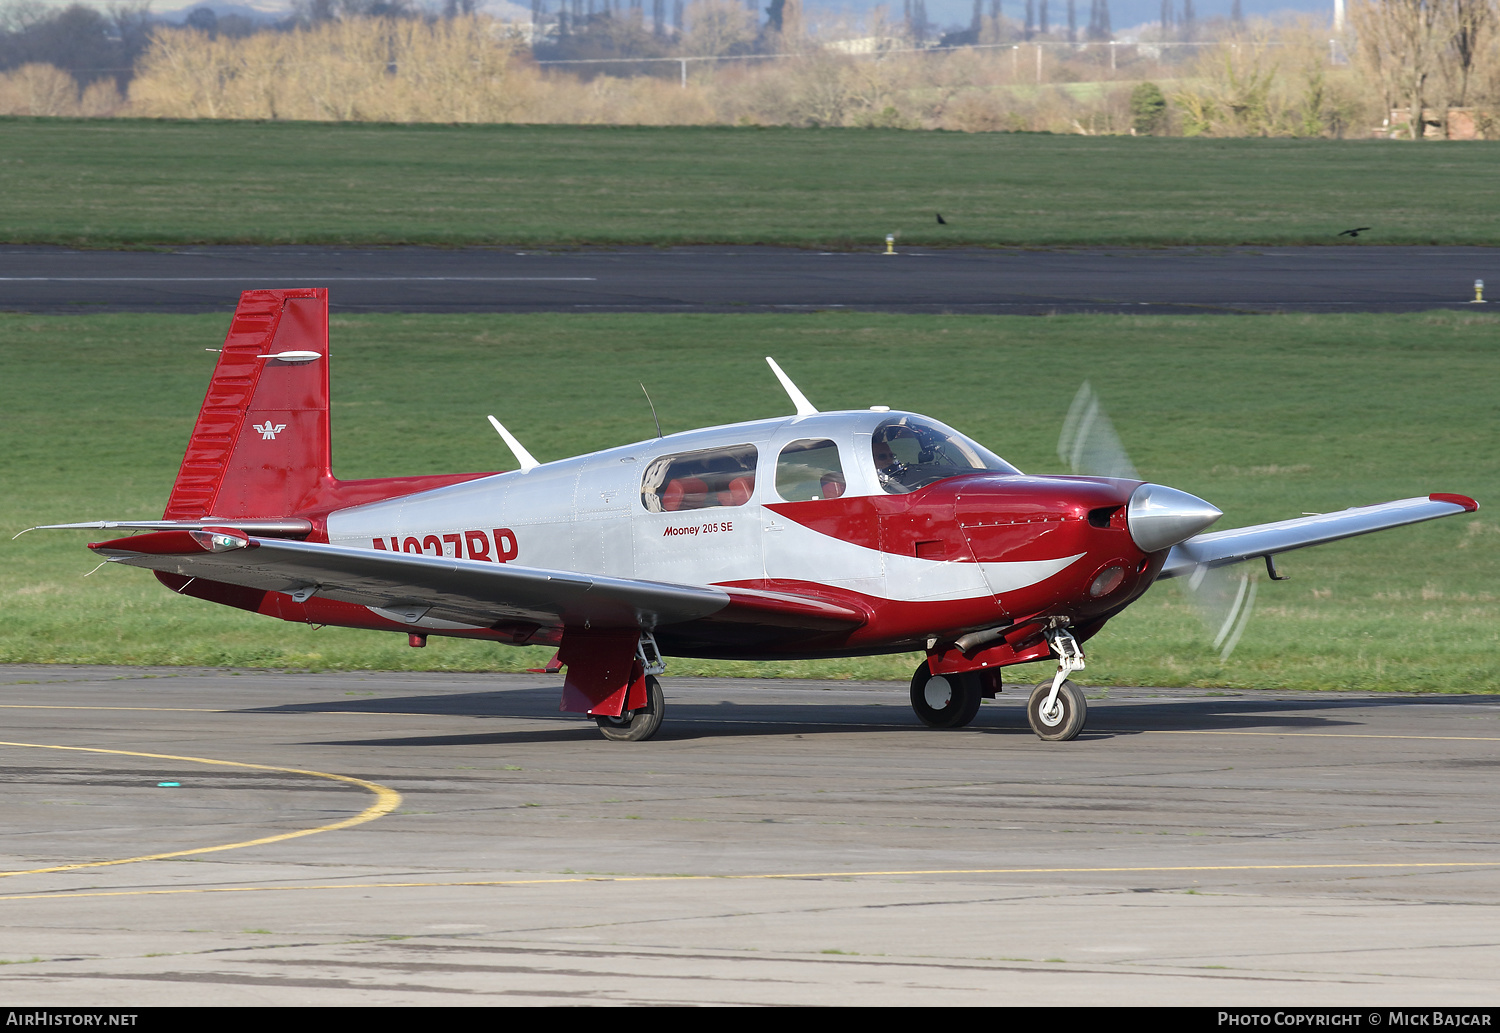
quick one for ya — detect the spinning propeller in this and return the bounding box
[1059,383,1256,660]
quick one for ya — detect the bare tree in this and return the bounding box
[1442,0,1496,106]
[1086,0,1111,40]
[682,0,755,56]
[1350,0,1449,138]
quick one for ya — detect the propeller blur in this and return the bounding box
[32,291,1481,742]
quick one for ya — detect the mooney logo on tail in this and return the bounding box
[253,422,287,440]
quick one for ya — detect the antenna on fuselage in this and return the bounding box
[487,415,540,473]
[640,382,663,438]
[765,357,819,417]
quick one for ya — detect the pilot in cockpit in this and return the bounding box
[871,417,1019,494]
[872,429,918,493]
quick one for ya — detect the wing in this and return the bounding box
[1157,494,1478,580]
[88,530,866,635]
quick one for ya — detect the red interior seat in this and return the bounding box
[663,477,709,512]
[726,475,754,506]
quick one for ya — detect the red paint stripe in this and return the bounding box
[1429,493,1479,512]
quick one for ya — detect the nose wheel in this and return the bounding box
[910,664,983,729]
[1027,679,1087,741]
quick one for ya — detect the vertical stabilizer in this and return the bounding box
[164,289,331,520]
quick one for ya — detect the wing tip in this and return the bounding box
[1429,493,1479,512]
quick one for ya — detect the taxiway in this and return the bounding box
[1,665,1496,1005]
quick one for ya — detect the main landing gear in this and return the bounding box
[596,675,665,742]
[909,664,983,729]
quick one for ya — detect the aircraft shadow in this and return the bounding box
[235,686,1495,748]
[1081,693,1497,738]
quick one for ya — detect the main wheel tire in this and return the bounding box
[595,675,665,742]
[910,665,983,729]
[1027,679,1087,741]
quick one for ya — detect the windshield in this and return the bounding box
[871,416,1019,494]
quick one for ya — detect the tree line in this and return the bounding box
[0,0,1496,137]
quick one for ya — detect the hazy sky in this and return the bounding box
[806,0,1337,34]
[20,0,1341,35]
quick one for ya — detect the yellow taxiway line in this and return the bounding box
[1,860,1498,903]
[0,741,402,878]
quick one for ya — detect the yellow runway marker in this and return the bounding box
[0,741,401,878]
[2,860,1498,903]
[0,705,232,713]
[1138,730,1500,742]
[0,705,393,716]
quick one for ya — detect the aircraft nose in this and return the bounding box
[1126,483,1223,553]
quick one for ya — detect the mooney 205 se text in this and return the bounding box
[35,290,1479,742]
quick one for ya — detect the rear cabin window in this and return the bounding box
[640,444,758,513]
[776,439,847,501]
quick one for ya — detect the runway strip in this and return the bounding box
[4,244,1497,313]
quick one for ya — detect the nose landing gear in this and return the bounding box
[1026,628,1088,741]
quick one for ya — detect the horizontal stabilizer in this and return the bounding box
[1158,494,1478,580]
[26,518,313,537]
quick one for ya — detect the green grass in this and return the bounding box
[2,309,1495,691]
[5,119,1500,247]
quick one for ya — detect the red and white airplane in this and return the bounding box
[37,289,1479,742]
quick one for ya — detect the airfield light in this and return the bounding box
[885,235,895,255]
[1474,280,1486,303]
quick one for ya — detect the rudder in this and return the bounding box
[164,289,332,521]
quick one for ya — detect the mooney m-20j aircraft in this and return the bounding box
[37,290,1479,742]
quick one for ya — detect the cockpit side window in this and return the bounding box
[872,417,1018,494]
[641,443,758,513]
[776,439,846,502]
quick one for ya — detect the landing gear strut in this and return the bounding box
[910,663,983,729]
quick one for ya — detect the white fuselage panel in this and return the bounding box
[325,411,1076,606]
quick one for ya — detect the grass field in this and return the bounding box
[2,309,1495,692]
[5,118,1500,247]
